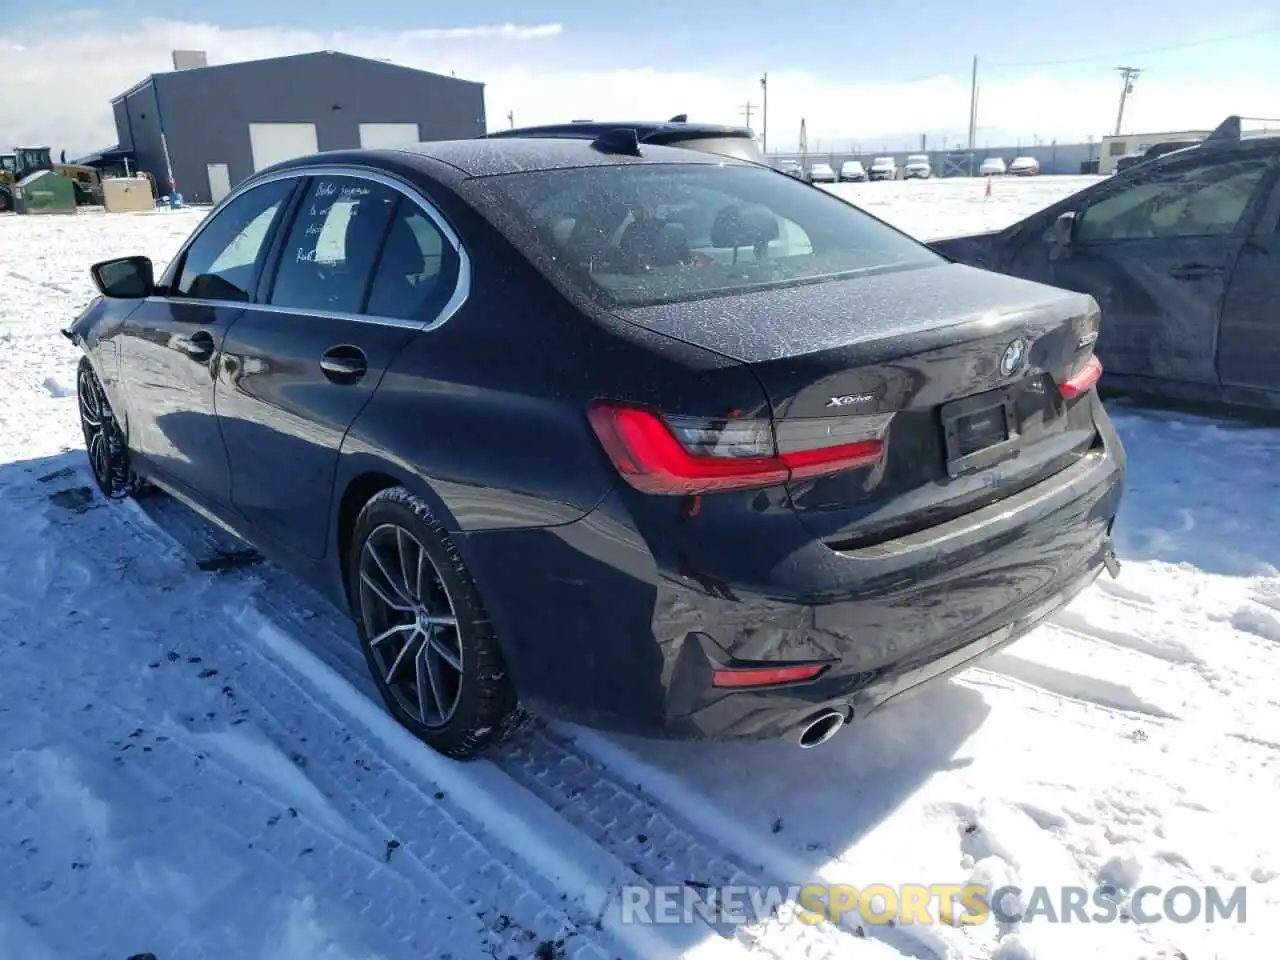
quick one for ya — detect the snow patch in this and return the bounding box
[261,896,386,960]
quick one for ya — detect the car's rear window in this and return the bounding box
[663,136,765,164]
[479,163,941,308]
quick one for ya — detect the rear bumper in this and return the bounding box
[461,396,1125,741]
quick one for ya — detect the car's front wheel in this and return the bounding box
[348,487,522,758]
[77,356,146,500]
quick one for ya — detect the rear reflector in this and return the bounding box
[587,401,884,495]
[1059,355,1103,400]
[711,663,827,688]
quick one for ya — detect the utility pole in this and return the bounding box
[760,73,769,154]
[1114,66,1141,135]
[967,56,978,150]
[740,102,758,131]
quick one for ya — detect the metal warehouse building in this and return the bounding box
[110,50,485,204]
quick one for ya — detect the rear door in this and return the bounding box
[1047,153,1272,383]
[1217,163,1280,392]
[216,171,464,558]
[118,177,297,505]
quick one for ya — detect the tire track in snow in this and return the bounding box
[561,728,963,960]
[0,525,416,958]
[491,725,874,959]
[9,476,631,960]
[976,651,1178,720]
[1050,609,1205,667]
[122,487,882,958]
[114,485,752,960]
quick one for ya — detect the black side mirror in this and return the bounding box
[1048,211,1077,260]
[90,255,155,298]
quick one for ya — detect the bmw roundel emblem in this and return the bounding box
[1000,338,1028,377]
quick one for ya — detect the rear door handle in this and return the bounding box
[1168,262,1223,280]
[320,345,368,383]
[182,330,215,360]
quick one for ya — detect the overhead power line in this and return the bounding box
[989,25,1279,69]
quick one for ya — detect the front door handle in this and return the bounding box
[182,330,215,360]
[320,345,368,383]
[1168,262,1223,281]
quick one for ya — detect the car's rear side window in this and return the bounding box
[268,176,398,314]
[364,205,460,321]
[479,163,941,307]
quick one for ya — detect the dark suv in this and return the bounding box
[932,115,1280,414]
[486,115,766,165]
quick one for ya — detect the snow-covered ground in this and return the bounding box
[2,175,1276,960]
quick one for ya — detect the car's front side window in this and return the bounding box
[1078,157,1271,242]
[174,179,296,302]
[267,176,399,315]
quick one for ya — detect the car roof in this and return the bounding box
[389,136,747,178]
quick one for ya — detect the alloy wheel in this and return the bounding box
[77,360,135,499]
[357,523,464,728]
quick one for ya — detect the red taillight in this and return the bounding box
[1059,355,1103,400]
[587,401,884,495]
[711,663,827,688]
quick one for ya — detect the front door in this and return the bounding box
[217,173,463,558]
[118,177,297,505]
[207,163,231,204]
[1217,168,1280,392]
[1047,154,1273,384]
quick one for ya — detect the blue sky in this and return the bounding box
[5,2,1278,154]
[27,0,1276,81]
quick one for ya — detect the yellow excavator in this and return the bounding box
[0,147,53,210]
[0,147,52,185]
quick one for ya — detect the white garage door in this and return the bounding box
[358,123,421,149]
[248,122,319,172]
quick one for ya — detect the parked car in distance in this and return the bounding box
[979,156,1007,176]
[808,162,837,184]
[903,154,933,179]
[868,156,898,181]
[839,160,867,182]
[66,133,1124,758]
[928,115,1280,416]
[1009,156,1040,176]
[776,159,805,179]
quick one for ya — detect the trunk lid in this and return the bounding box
[616,262,1102,546]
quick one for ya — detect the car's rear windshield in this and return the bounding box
[661,135,765,164]
[478,162,941,308]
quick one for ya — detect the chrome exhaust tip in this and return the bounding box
[797,709,846,749]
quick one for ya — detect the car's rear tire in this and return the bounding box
[347,487,523,759]
[77,356,146,500]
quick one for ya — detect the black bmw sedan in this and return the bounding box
[66,132,1125,758]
